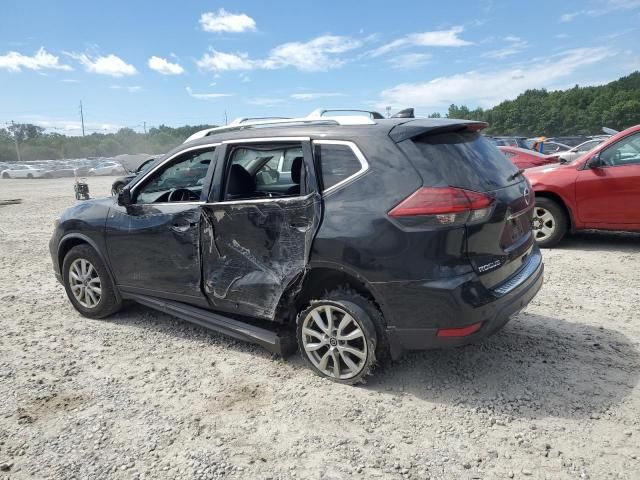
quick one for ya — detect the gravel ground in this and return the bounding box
[1,177,639,480]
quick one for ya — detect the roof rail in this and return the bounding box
[230,116,292,125]
[308,108,385,120]
[183,109,378,143]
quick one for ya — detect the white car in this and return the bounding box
[557,138,606,163]
[1,164,49,179]
[89,161,126,176]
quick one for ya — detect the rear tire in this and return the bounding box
[62,245,122,319]
[532,197,568,248]
[27,173,33,179]
[296,290,384,384]
[2,172,9,179]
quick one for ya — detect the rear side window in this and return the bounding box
[314,143,363,191]
[410,132,520,191]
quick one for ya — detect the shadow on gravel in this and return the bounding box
[557,230,640,252]
[367,312,640,419]
[104,304,277,361]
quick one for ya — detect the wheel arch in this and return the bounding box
[280,264,389,327]
[57,233,121,301]
[535,190,575,232]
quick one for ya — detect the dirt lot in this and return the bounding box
[1,177,639,479]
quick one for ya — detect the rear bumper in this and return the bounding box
[379,250,544,357]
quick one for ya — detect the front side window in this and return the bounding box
[599,133,640,167]
[136,148,215,204]
[314,143,363,191]
[224,143,304,200]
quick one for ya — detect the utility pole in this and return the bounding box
[10,121,22,162]
[79,101,85,137]
[224,110,228,125]
[143,121,147,135]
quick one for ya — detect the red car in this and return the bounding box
[498,146,558,169]
[525,124,640,247]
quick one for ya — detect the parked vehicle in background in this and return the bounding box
[488,136,530,149]
[50,109,543,384]
[89,161,125,176]
[557,138,606,163]
[498,146,559,169]
[1,164,50,179]
[111,157,157,195]
[526,124,640,247]
[528,139,572,155]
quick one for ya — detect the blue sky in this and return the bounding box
[1,0,639,135]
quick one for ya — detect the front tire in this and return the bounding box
[62,245,122,319]
[2,172,9,179]
[297,293,380,384]
[532,197,568,248]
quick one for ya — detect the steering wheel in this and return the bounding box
[168,188,199,202]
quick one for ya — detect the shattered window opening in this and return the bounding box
[224,143,306,201]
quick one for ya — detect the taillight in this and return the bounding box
[388,187,494,227]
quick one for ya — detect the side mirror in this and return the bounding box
[117,186,132,206]
[586,153,602,169]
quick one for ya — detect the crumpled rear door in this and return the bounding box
[201,193,320,320]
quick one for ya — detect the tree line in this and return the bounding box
[431,71,640,136]
[2,71,639,162]
[0,124,215,162]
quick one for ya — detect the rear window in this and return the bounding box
[315,143,362,191]
[411,131,520,191]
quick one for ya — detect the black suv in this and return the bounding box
[50,111,544,384]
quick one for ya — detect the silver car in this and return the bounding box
[557,138,606,163]
[0,164,49,179]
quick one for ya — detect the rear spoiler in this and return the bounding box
[388,119,489,143]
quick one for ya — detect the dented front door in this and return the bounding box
[200,193,320,320]
[106,203,204,299]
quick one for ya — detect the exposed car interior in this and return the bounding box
[224,144,304,201]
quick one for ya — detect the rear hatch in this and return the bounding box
[401,126,536,289]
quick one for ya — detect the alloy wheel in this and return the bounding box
[301,304,368,380]
[68,258,102,308]
[532,206,556,241]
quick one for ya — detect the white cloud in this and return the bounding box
[388,53,432,69]
[482,37,528,59]
[69,53,137,77]
[61,78,79,83]
[0,47,72,72]
[261,35,361,71]
[379,47,613,110]
[561,0,640,21]
[291,92,345,100]
[186,86,232,100]
[148,56,184,75]
[110,85,143,93]
[370,26,472,57]
[196,35,361,73]
[246,97,283,107]
[199,9,256,33]
[197,49,253,72]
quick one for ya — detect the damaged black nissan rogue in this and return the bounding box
[50,109,544,384]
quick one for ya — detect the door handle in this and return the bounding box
[290,222,309,231]
[171,222,196,233]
